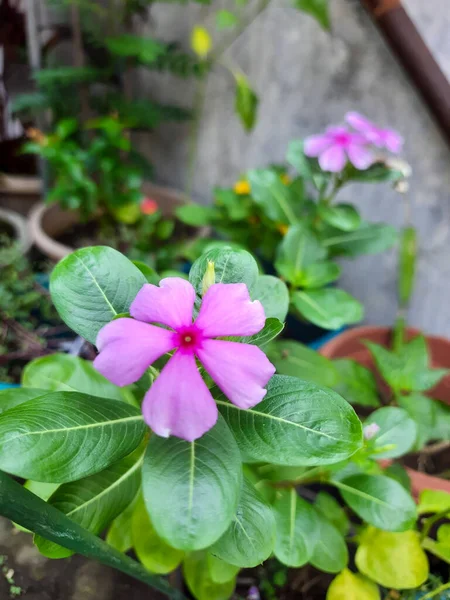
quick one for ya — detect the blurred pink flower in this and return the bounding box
[94,278,275,442]
[363,422,381,440]
[304,126,374,172]
[140,197,159,215]
[346,112,403,154]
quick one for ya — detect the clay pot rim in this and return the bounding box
[319,325,450,497]
[0,206,33,258]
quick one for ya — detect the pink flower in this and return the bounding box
[94,278,275,442]
[304,126,374,172]
[345,112,403,154]
[363,422,380,440]
[140,197,159,215]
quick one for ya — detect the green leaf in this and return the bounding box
[356,527,429,589]
[346,162,404,183]
[333,359,380,408]
[319,204,361,232]
[35,450,143,558]
[251,275,289,321]
[50,246,147,345]
[235,74,258,132]
[326,568,380,600]
[286,140,328,188]
[323,222,398,257]
[0,392,146,482]
[247,169,297,224]
[105,35,166,64]
[397,393,438,449]
[291,288,363,330]
[22,354,127,403]
[417,489,450,515]
[189,247,259,299]
[0,471,185,600]
[183,552,236,600]
[422,524,450,564]
[34,66,104,86]
[364,407,417,459]
[216,9,238,29]
[132,495,184,574]
[295,0,330,30]
[383,463,411,492]
[239,318,284,348]
[309,508,348,573]
[273,488,317,567]
[335,474,416,532]
[0,388,47,415]
[132,260,160,284]
[398,226,417,306]
[175,203,216,226]
[299,261,341,289]
[217,375,362,466]
[314,491,349,536]
[275,223,326,284]
[210,478,275,567]
[142,415,242,551]
[106,497,137,553]
[206,555,240,584]
[267,340,339,387]
[367,337,448,393]
[214,188,250,220]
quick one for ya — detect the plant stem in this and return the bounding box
[185,74,208,201]
[420,582,450,600]
[420,508,450,541]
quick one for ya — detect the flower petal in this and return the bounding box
[304,134,332,157]
[347,143,374,170]
[197,339,275,409]
[318,145,347,172]
[345,111,373,133]
[130,278,195,330]
[94,318,176,386]
[383,130,404,154]
[142,350,218,441]
[195,283,265,338]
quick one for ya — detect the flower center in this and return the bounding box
[176,327,202,351]
[334,133,351,146]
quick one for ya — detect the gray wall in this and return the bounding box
[134,0,450,336]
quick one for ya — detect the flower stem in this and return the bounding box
[420,582,450,600]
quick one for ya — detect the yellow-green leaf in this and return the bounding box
[355,527,429,589]
[418,489,450,515]
[327,569,380,600]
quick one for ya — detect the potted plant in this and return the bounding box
[177,113,406,345]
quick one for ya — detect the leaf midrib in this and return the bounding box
[75,255,118,316]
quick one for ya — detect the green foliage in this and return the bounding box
[314,491,350,536]
[363,407,417,459]
[251,275,290,322]
[291,288,363,330]
[216,10,239,30]
[333,359,380,407]
[295,0,330,30]
[398,226,417,306]
[183,552,236,600]
[323,222,398,257]
[104,35,166,64]
[234,74,259,132]
[327,569,380,600]
[309,507,348,573]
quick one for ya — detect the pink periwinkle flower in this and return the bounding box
[304,126,374,173]
[363,422,381,441]
[94,278,275,442]
[346,112,404,154]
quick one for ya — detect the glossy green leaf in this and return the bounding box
[364,407,417,459]
[310,508,348,573]
[0,392,146,482]
[234,74,258,131]
[106,496,138,553]
[206,555,240,584]
[397,393,438,449]
[335,474,416,531]
[323,222,398,257]
[22,354,127,403]
[189,247,259,299]
[14,480,60,533]
[299,261,341,289]
[346,162,404,183]
[210,478,275,567]
[314,491,349,536]
[273,488,317,567]
[35,450,142,558]
[267,340,339,387]
[422,524,450,564]
[275,223,326,284]
[383,463,411,492]
[356,527,429,589]
[132,260,160,284]
[216,9,238,29]
[418,489,450,515]
[247,169,297,224]
[327,568,380,600]
[295,0,330,29]
[132,495,184,574]
[142,415,242,551]
[319,204,361,232]
[0,471,185,599]
[50,246,147,344]
[0,388,47,415]
[251,275,289,321]
[239,318,284,348]
[175,203,216,226]
[217,375,363,466]
[286,140,327,188]
[292,288,363,330]
[183,552,236,600]
[333,359,380,408]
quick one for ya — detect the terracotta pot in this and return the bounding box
[28,183,200,262]
[320,326,450,496]
[0,206,32,258]
[0,173,42,216]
